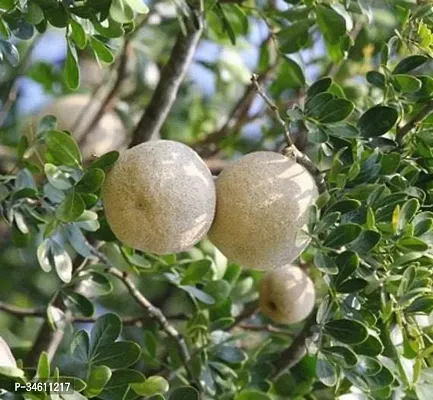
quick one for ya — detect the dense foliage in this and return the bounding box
[2,0,433,399]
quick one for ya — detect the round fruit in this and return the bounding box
[259,265,316,324]
[208,151,318,270]
[102,140,216,254]
[23,94,126,161]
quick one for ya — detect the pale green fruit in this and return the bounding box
[208,151,318,270]
[259,265,315,324]
[102,140,216,254]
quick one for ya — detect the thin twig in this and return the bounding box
[396,99,433,144]
[129,1,204,147]
[0,302,149,325]
[87,246,201,391]
[250,74,326,193]
[0,88,17,127]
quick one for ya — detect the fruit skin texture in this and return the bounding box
[102,140,216,254]
[259,265,316,324]
[208,151,318,270]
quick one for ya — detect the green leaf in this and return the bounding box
[380,152,401,174]
[393,55,428,74]
[348,230,381,254]
[307,77,332,97]
[322,346,358,367]
[323,122,359,138]
[0,366,25,378]
[336,278,367,293]
[353,357,382,376]
[36,352,50,379]
[316,98,354,123]
[407,296,433,314]
[366,71,385,88]
[78,272,113,296]
[352,335,384,357]
[51,240,73,283]
[110,0,134,23]
[324,319,368,344]
[64,42,80,90]
[70,19,87,50]
[358,106,398,137]
[169,386,200,400]
[76,169,105,194]
[85,365,112,398]
[44,164,73,190]
[132,376,169,396]
[305,93,334,118]
[204,279,231,305]
[416,383,433,400]
[181,260,212,285]
[93,341,141,368]
[98,369,146,400]
[277,21,310,53]
[316,5,346,44]
[314,252,338,275]
[0,39,19,66]
[364,365,394,389]
[90,313,121,356]
[89,151,119,172]
[63,290,94,316]
[56,190,85,222]
[124,0,149,14]
[280,56,305,89]
[397,237,428,252]
[393,74,422,93]
[398,199,419,231]
[182,285,215,305]
[37,239,52,272]
[327,200,362,215]
[45,130,82,167]
[316,353,337,387]
[234,390,272,400]
[215,346,247,364]
[334,251,359,284]
[90,36,115,65]
[323,224,362,248]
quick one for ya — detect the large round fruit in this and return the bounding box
[102,140,216,254]
[259,265,316,324]
[208,151,318,270]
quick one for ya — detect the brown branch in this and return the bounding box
[25,294,65,367]
[396,99,433,144]
[271,312,317,378]
[78,41,131,147]
[129,3,204,147]
[0,302,151,326]
[250,74,326,193]
[0,88,17,128]
[87,246,201,391]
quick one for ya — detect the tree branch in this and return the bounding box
[0,302,157,326]
[129,4,204,147]
[396,99,433,144]
[250,74,326,193]
[77,41,131,147]
[87,246,201,391]
[271,312,317,378]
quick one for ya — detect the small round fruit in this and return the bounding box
[259,265,315,324]
[102,140,216,254]
[208,151,318,270]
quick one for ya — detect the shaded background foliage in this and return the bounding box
[1,0,433,399]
